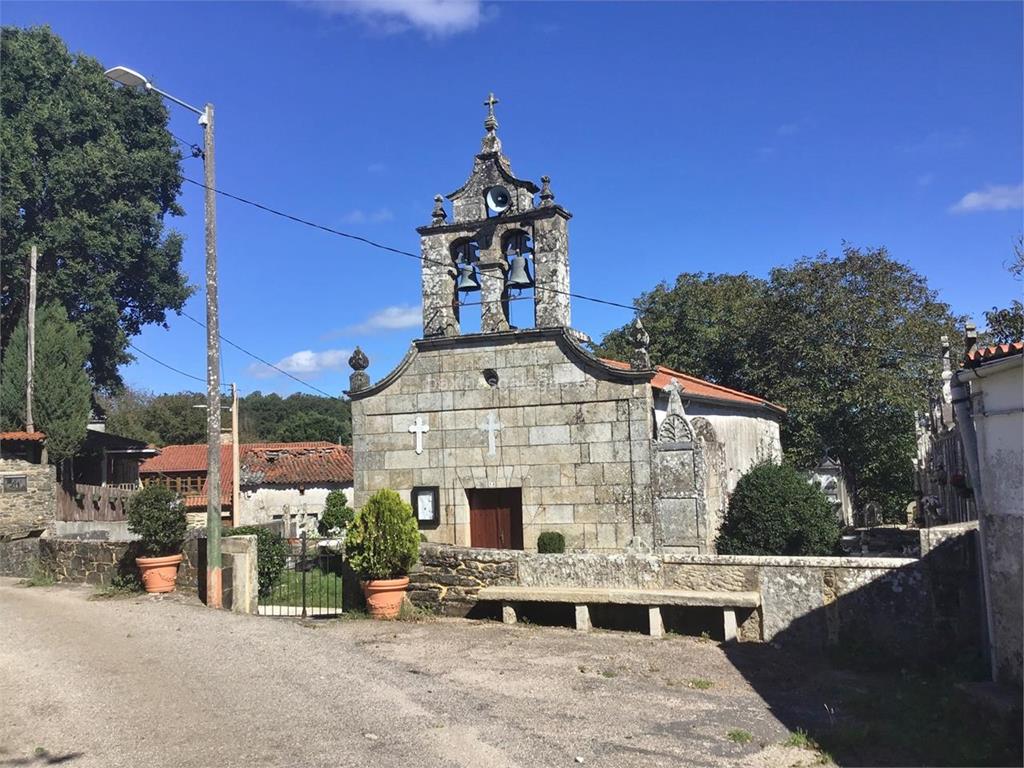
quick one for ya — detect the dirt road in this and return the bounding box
[0,580,815,768]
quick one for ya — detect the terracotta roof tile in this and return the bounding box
[967,341,1024,365]
[600,358,786,414]
[141,442,353,505]
[0,431,46,442]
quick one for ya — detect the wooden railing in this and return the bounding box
[57,482,138,522]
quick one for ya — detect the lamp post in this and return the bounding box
[105,66,223,609]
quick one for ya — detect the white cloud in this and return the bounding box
[340,207,395,224]
[949,183,1024,214]
[298,0,483,36]
[324,304,422,338]
[248,349,351,379]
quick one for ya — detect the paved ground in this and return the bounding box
[0,579,828,768]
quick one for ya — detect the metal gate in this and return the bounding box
[258,532,343,618]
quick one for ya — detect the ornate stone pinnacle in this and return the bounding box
[348,346,370,393]
[431,194,447,225]
[348,347,369,371]
[630,316,651,370]
[539,175,555,207]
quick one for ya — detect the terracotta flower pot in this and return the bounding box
[136,553,183,594]
[361,576,409,619]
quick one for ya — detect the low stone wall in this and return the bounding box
[0,533,201,589]
[411,528,980,663]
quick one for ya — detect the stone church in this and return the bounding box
[348,96,784,554]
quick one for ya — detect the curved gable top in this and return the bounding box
[446,151,540,201]
[346,328,654,401]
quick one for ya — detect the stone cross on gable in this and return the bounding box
[409,415,429,455]
[481,412,502,456]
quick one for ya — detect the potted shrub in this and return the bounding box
[345,489,420,619]
[126,485,187,594]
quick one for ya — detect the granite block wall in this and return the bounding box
[0,459,56,537]
[352,333,655,551]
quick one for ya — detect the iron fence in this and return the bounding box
[258,532,343,618]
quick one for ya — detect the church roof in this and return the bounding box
[599,358,786,416]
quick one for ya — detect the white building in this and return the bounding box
[953,337,1023,686]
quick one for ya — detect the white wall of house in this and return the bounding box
[238,483,354,536]
[653,395,783,493]
[964,354,1023,686]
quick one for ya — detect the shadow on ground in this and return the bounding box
[720,534,1022,767]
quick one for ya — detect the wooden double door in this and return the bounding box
[468,488,523,550]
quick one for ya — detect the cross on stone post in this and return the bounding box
[481,412,502,456]
[409,415,429,455]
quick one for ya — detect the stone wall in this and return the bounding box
[0,459,56,537]
[0,534,200,590]
[411,530,980,663]
[352,330,655,551]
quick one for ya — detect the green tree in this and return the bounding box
[240,391,351,444]
[99,386,160,445]
[1,25,192,391]
[596,246,958,521]
[275,412,345,443]
[318,490,354,535]
[717,462,839,556]
[0,302,92,460]
[983,300,1024,345]
[596,272,767,391]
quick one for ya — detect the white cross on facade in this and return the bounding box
[481,412,502,456]
[408,415,429,455]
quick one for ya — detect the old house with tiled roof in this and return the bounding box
[140,441,352,535]
[346,97,784,554]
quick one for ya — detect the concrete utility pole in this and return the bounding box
[25,246,37,433]
[231,383,240,528]
[104,66,224,609]
[202,102,223,609]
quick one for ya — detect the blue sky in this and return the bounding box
[5,1,1023,397]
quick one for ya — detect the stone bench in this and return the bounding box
[476,586,761,641]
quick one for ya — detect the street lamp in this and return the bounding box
[106,65,223,609]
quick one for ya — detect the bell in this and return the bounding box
[456,262,481,293]
[506,253,533,289]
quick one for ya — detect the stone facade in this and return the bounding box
[0,458,56,538]
[352,330,655,550]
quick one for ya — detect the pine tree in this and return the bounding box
[0,302,92,460]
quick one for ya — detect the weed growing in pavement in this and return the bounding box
[727,729,753,745]
[688,678,714,690]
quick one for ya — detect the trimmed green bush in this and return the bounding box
[345,489,420,580]
[125,485,186,557]
[537,531,566,554]
[716,462,839,556]
[318,490,354,536]
[224,525,290,598]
